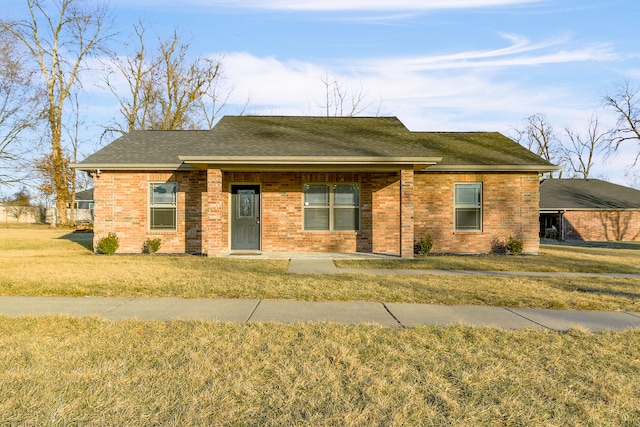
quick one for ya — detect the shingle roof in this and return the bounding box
[201,116,433,158]
[540,179,640,210]
[77,130,212,168]
[75,188,94,201]
[413,132,554,170]
[74,116,556,172]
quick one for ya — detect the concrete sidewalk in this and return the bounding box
[1,296,639,331]
[282,255,640,279]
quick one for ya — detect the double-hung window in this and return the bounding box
[454,183,482,231]
[149,182,177,231]
[303,183,360,231]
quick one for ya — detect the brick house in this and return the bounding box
[73,116,556,258]
[540,178,640,241]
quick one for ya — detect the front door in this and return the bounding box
[231,185,261,250]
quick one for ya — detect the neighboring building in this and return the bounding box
[73,116,556,257]
[74,188,94,210]
[540,178,640,241]
[73,188,94,224]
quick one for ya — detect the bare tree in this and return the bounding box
[196,68,249,130]
[319,73,378,117]
[0,30,41,186]
[103,23,160,135]
[514,114,564,177]
[604,80,640,168]
[104,24,223,134]
[561,114,611,179]
[2,0,113,225]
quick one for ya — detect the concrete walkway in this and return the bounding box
[280,254,640,278]
[1,296,639,331]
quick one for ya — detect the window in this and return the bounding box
[303,183,360,231]
[454,183,482,231]
[150,182,177,231]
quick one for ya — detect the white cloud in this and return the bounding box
[220,34,620,125]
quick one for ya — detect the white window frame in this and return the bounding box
[454,183,482,232]
[302,183,360,232]
[149,181,177,231]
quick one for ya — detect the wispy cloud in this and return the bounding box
[357,35,619,72]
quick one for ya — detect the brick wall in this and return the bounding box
[93,170,206,254]
[93,169,542,255]
[414,172,541,254]
[563,210,640,241]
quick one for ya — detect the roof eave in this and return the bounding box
[420,164,560,173]
[541,207,640,211]
[179,155,442,164]
[71,163,190,172]
[179,156,442,171]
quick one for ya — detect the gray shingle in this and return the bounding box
[540,179,640,209]
[412,132,553,167]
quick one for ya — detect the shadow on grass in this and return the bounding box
[59,231,93,251]
[542,239,640,251]
[561,283,640,301]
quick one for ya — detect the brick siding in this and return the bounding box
[93,169,541,256]
[414,172,541,254]
[563,210,640,241]
[93,170,206,254]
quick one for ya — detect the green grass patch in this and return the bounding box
[1,316,639,426]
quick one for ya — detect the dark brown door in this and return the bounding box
[231,185,261,250]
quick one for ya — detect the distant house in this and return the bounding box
[74,188,94,210]
[73,116,556,257]
[73,188,94,224]
[540,179,640,241]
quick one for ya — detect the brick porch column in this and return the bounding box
[204,168,224,256]
[400,168,414,259]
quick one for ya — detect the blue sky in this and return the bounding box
[3,0,640,186]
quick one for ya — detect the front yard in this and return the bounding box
[1,226,639,311]
[1,226,640,426]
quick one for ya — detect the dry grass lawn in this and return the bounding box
[1,226,639,311]
[2,227,640,425]
[1,316,639,426]
[336,242,640,273]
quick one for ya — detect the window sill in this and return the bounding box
[303,230,360,233]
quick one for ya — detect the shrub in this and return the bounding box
[143,237,162,254]
[414,234,433,255]
[490,237,507,254]
[544,229,560,240]
[506,235,524,255]
[96,232,119,255]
